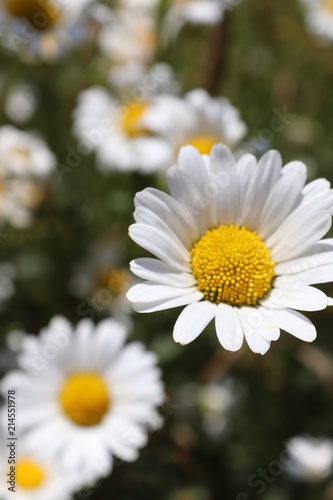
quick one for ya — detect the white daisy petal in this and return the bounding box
[129,223,191,271]
[173,301,217,344]
[127,282,197,303]
[236,309,271,355]
[261,284,328,311]
[268,308,317,342]
[215,303,244,351]
[259,161,307,239]
[238,150,282,230]
[268,211,332,262]
[274,239,333,275]
[131,290,204,313]
[134,187,199,246]
[130,258,196,287]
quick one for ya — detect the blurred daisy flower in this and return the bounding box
[300,0,333,43]
[98,8,157,78]
[145,88,247,160]
[0,436,77,500]
[0,316,165,480]
[0,177,45,228]
[127,144,333,354]
[286,436,333,482]
[0,0,94,61]
[0,125,56,177]
[69,234,133,322]
[72,86,173,173]
[162,0,234,40]
[5,84,39,124]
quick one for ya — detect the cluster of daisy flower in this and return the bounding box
[1,0,333,498]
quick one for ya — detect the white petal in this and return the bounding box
[236,309,271,354]
[215,303,244,351]
[209,144,240,226]
[258,161,307,239]
[173,301,217,344]
[267,308,317,342]
[131,290,204,313]
[238,150,282,231]
[166,165,211,234]
[134,188,199,247]
[286,263,333,285]
[129,223,191,271]
[130,258,196,287]
[261,283,329,311]
[127,282,196,303]
[274,240,333,275]
[267,211,332,262]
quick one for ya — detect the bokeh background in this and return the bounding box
[1,0,333,499]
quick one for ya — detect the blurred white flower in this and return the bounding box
[72,86,173,172]
[98,8,157,77]
[300,0,333,43]
[0,126,56,177]
[128,145,333,354]
[162,0,232,40]
[0,435,78,500]
[197,379,237,436]
[0,317,165,481]
[69,235,134,322]
[0,0,95,61]
[5,84,38,124]
[286,435,333,482]
[145,88,247,160]
[0,177,44,228]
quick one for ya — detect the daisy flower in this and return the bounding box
[145,88,247,160]
[0,435,77,500]
[300,0,333,43]
[0,177,45,228]
[72,86,172,172]
[285,436,333,482]
[0,125,56,178]
[98,9,157,71]
[0,316,165,480]
[127,144,333,354]
[5,83,38,124]
[0,0,94,61]
[162,0,233,40]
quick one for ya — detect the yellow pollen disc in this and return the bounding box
[324,0,333,12]
[94,266,131,296]
[4,0,61,30]
[121,101,151,138]
[181,135,221,155]
[60,372,110,426]
[16,459,45,489]
[191,224,275,307]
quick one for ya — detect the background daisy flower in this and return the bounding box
[0,316,165,480]
[300,0,333,43]
[145,88,247,159]
[127,144,333,354]
[285,436,333,482]
[0,434,77,500]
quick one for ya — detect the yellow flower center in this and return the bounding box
[94,266,131,296]
[4,0,61,30]
[60,372,110,426]
[324,0,333,12]
[181,135,221,155]
[120,101,151,138]
[191,224,275,306]
[16,459,45,489]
